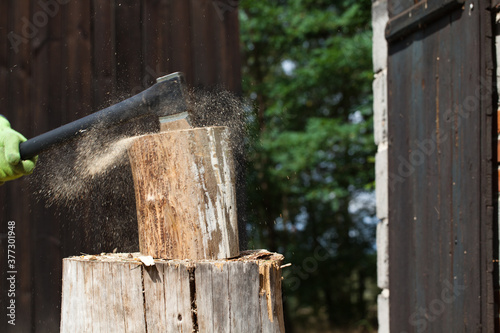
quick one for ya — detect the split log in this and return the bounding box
[60,250,285,333]
[127,126,239,260]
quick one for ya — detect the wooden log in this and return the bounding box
[127,126,239,260]
[60,250,285,333]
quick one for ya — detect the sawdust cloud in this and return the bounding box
[30,87,249,253]
[32,123,152,208]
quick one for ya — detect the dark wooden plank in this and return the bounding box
[115,0,142,94]
[388,34,414,332]
[478,0,497,330]
[4,1,33,332]
[424,13,457,332]
[0,0,7,70]
[43,7,68,309]
[0,2,12,331]
[448,7,474,331]
[92,0,116,108]
[65,0,92,121]
[386,0,465,42]
[449,2,489,330]
[209,3,224,86]
[63,0,92,257]
[159,0,174,75]
[210,0,241,92]
[142,0,168,87]
[30,1,63,331]
[190,0,216,88]
[0,4,9,331]
[9,0,32,131]
[30,0,50,165]
[410,28,427,325]
[169,0,193,83]
[47,2,64,132]
[142,0,160,83]
[432,14,454,332]
[221,7,242,94]
[401,25,430,332]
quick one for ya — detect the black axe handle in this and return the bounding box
[20,72,187,160]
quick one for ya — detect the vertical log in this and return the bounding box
[128,126,239,260]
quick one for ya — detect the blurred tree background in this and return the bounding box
[239,0,378,331]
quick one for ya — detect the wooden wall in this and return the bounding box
[0,1,241,331]
[386,0,496,331]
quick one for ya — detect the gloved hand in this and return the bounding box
[0,116,37,185]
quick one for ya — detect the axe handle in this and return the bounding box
[19,72,186,160]
[19,88,155,160]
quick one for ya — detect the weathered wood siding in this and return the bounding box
[387,0,496,331]
[0,1,241,332]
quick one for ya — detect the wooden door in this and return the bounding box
[387,0,496,331]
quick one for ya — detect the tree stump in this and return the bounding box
[60,251,285,333]
[127,126,239,260]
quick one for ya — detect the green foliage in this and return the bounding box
[240,0,377,330]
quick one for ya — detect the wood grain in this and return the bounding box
[128,126,239,260]
[60,255,146,333]
[60,251,285,333]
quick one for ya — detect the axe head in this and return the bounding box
[148,72,192,128]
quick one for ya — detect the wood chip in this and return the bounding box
[139,256,155,266]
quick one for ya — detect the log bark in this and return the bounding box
[127,126,239,260]
[60,250,285,333]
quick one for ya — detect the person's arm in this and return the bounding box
[0,116,37,185]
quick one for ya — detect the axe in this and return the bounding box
[19,72,190,160]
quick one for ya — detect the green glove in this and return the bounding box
[0,117,37,185]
